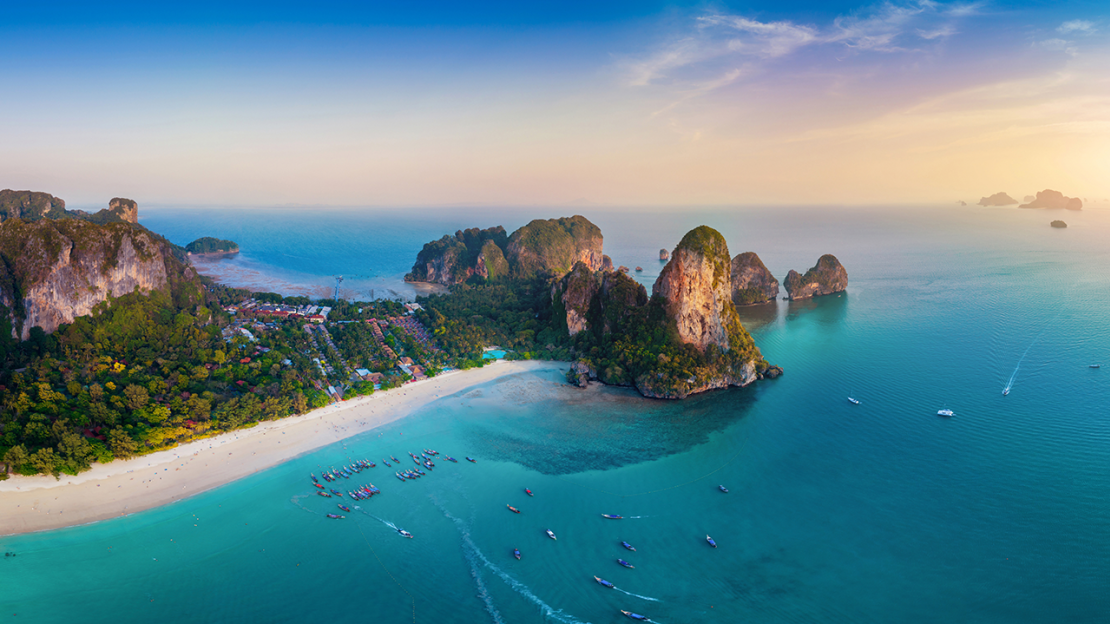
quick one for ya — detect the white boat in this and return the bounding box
[937,408,954,417]
[1002,388,1009,396]
[848,397,860,405]
[545,529,557,540]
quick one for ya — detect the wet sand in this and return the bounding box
[0,360,567,536]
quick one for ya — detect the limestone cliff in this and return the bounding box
[108,198,139,223]
[978,192,1018,206]
[405,226,509,285]
[730,252,778,305]
[597,269,648,335]
[551,262,601,336]
[652,226,737,353]
[0,190,68,222]
[1020,190,1082,210]
[0,218,200,340]
[783,254,848,300]
[506,215,603,280]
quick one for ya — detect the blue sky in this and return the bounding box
[1,1,1106,207]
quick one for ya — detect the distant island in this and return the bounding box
[1051,220,1067,228]
[978,192,1018,206]
[1020,189,1082,210]
[186,236,240,255]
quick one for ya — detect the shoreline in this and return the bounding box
[0,360,568,537]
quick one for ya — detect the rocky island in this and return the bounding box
[1051,220,1067,228]
[783,255,848,300]
[730,252,779,305]
[977,192,1018,206]
[1020,190,1082,210]
[186,236,240,255]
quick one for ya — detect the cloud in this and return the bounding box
[1039,38,1079,57]
[698,15,819,58]
[918,24,958,40]
[1058,20,1095,34]
[827,1,932,51]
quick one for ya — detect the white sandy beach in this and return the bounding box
[0,360,567,537]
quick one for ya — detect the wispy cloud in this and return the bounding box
[1039,38,1079,57]
[1058,20,1095,34]
[698,15,819,58]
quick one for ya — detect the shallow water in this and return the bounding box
[4,204,1110,623]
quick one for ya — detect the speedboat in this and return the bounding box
[1002,388,1009,396]
[545,529,557,540]
[602,514,622,519]
[719,485,728,493]
[326,513,344,519]
[525,488,533,496]
[1091,364,1101,369]
[620,541,636,551]
[621,610,648,621]
[848,397,860,405]
[445,456,458,463]
[706,534,717,548]
[594,576,615,589]
[507,505,521,514]
[318,491,332,498]
[513,548,521,560]
[338,504,350,512]
[617,559,634,569]
[466,457,477,463]
[937,408,954,417]
[398,529,414,539]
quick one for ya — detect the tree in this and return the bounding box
[123,384,150,411]
[59,432,94,470]
[3,445,27,474]
[108,428,138,460]
[30,447,60,478]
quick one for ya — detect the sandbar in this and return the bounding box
[0,360,567,536]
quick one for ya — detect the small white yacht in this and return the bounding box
[937,408,954,417]
[848,397,860,405]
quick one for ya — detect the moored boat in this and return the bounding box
[617,559,634,568]
[937,408,954,417]
[621,610,648,621]
[719,485,728,493]
[706,534,717,548]
[507,505,521,514]
[396,473,406,482]
[513,548,521,560]
[330,489,343,497]
[310,474,318,482]
[525,488,533,496]
[314,483,325,489]
[445,456,458,463]
[594,576,615,588]
[545,529,557,540]
[391,456,400,463]
[848,397,860,405]
[1090,364,1100,369]
[621,541,636,551]
[318,491,332,498]
[383,460,391,467]
[326,513,344,519]
[338,504,350,512]
[466,457,476,463]
[602,514,622,519]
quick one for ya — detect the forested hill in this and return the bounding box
[186,237,239,254]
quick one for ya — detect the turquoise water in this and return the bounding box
[4,205,1110,622]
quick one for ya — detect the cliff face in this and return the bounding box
[978,192,1018,206]
[652,226,737,353]
[507,215,603,280]
[405,226,508,285]
[1020,189,1082,210]
[552,262,601,336]
[108,198,139,223]
[0,218,182,340]
[783,254,848,300]
[731,251,779,305]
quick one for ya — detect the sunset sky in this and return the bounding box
[2,1,1107,207]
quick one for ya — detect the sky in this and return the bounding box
[1,1,1107,208]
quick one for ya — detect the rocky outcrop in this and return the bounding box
[185,237,239,255]
[0,218,189,340]
[405,226,508,285]
[552,262,600,336]
[1051,220,1067,229]
[597,269,647,334]
[978,192,1018,206]
[652,226,738,353]
[507,216,603,279]
[1024,195,1036,204]
[1020,190,1082,210]
[0,190,67,222]
[659,248,669,261]
[601,255,614,272]
[783,254,848,300]
[108,198,139,223]
[730,252,778,305]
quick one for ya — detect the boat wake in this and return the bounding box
[437,505,589,624]
[614,587,661,602]
[352,507,402,533]
[1004,322,1054,395]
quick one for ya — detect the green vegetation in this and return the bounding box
[507,216,601,279]
[406,226,507,284]
[186,237,239,254]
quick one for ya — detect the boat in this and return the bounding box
[314,483,325,489]
[367,461,376,467]
[513,548,521,560]
[706,534,717,548]
[848,397,860,405]
[318,491,332,498]
[383,460,391,467]
[617,559,634,568]
[326,513,344,519]
[398,529,414,539]
[718,485,728,493]
[621,610,648,621]
[621,541,636,551]
[937,408,954,417]
[445,456,458,463]
[1002,388,1009,396]
[1090,364,1101,369]
[602,514,622,519]
[338,504,350,512]
[391,456,400,463]
[330,489,343,497]
[507,505,521,514]
[594,576,615,589]
[395,473,406,482]
[310,474,318,482]
[545,529,557,540]
[525,488,533,496]
[466,457,477,463]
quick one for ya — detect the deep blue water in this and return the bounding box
[4,204,1109,623]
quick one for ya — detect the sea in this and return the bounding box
[3,203,1110,623]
